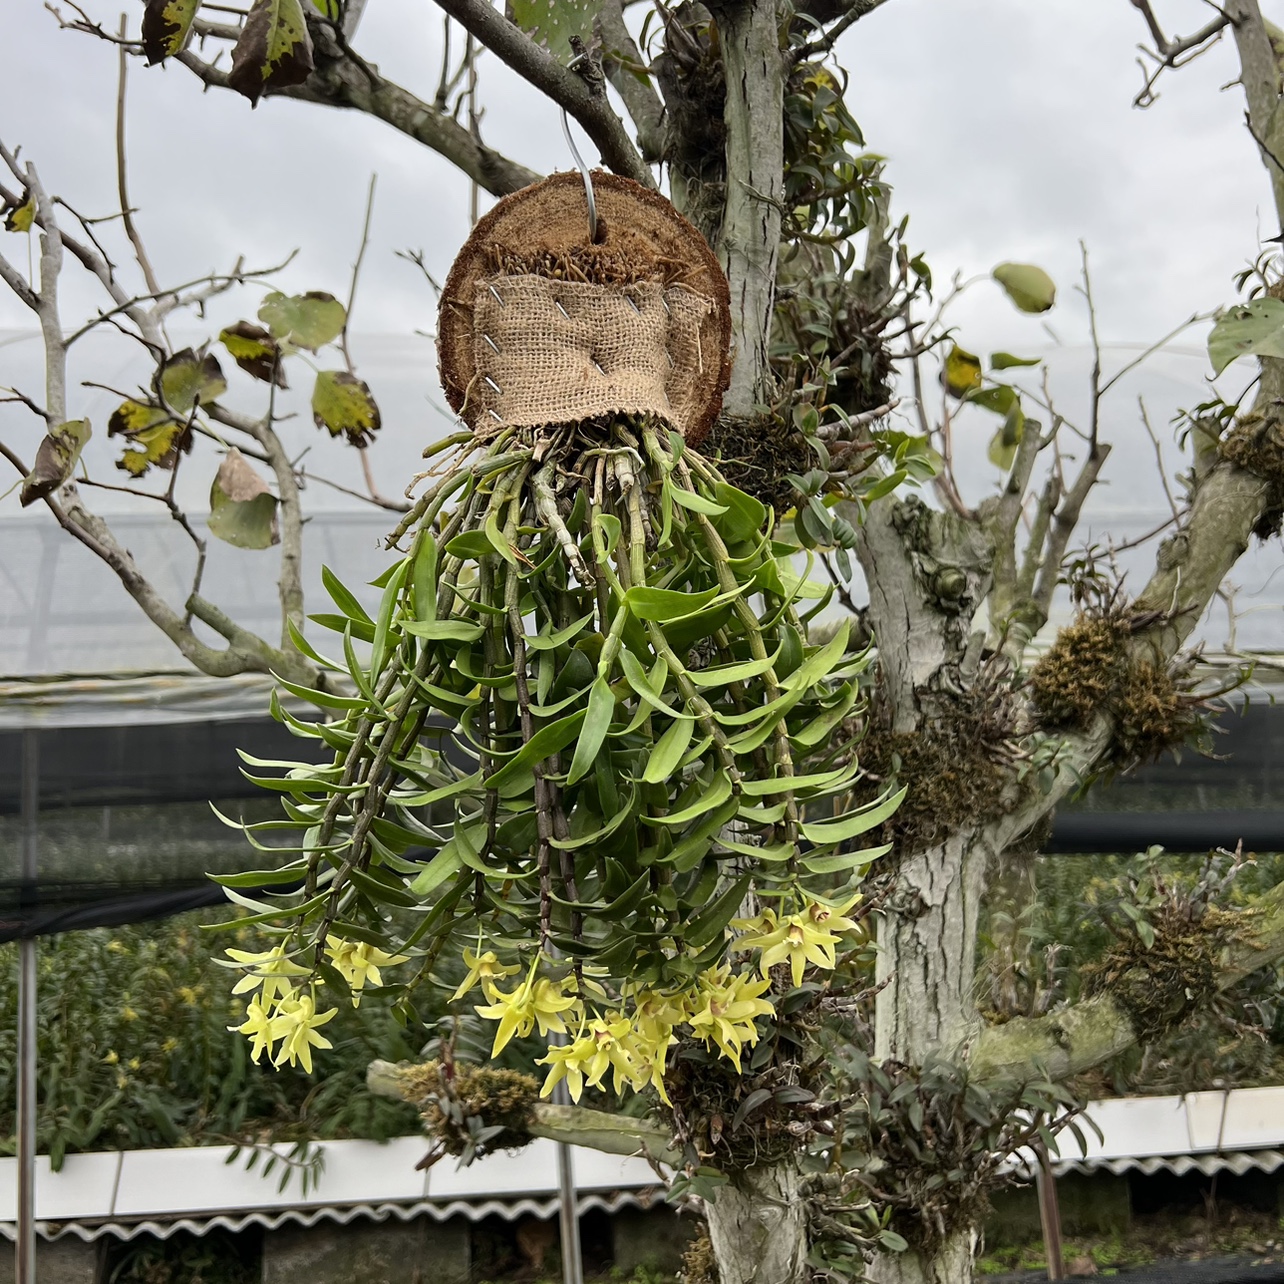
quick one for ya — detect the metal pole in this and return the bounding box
[548,1031,583,1284]
[17,729,39,1284]
[1035,1147,1065,1281]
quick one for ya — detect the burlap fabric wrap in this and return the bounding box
[470,276,712,434]
[438,172,731,446]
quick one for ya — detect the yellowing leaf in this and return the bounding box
[141,0,200,63]
[20,419,91,507]
[208,448,280,549]
[108,399,170,437]
[311,370,381,445]
[942,344,982,398]
[156,348,226,413]
[117,422,187,476]
[108,400,188,476]
[227,0,315,106]
[220,321,287,385]
[258,291,345,350]
[4,189,35,233]
[993,262,1056,313]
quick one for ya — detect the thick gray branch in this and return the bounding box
[429,0,655,189]
[597,0,664,163]
[1224,0,1284,222]
[968,880,1284,1083]
[365,1061,679,1163]
[176,49,540,197]
[49,487,310,681]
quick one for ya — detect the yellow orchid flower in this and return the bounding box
[626,988,688,1105]
[475,960,581,1055]
[231,995,278,1064]
[324,936,409,1006]
[531,977,580,1036]
[450,946,519,1002]
[735,894,861,987]
[224,944,310,1005]
[582,1013,644,1095]
[538,1025,596,1102]
[806,890,863,937]
[687,966,774,1071]
[270,991,337,1074]
[474,979,536,1056]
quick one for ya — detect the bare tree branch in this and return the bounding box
[789,0,895,65]
[116,15,163,299]
[0,248,39,312]
[1129,0,1231,107]
[429,0,655,188]
[1030,444,1113,616]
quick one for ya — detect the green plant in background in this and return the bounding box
[0,911,423,1167]
[218,412,904,1105]
[981,847,1284,1098]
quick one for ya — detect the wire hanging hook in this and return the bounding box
[560,106,598,244]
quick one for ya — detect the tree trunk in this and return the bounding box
[868,1228,976,1284]
[871,829,990,1284]
[875,829,989,1063]
[703,1162,809,1284]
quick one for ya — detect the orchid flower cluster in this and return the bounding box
[463,890,863,1103]
[224,937,408,1073]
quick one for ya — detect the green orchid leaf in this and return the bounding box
[642,711,696,784]
[799,786,907,844]
[567,677,615,785]
[800,843,892,875]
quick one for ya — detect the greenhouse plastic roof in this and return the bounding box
[3,333,1283,713]
[7,1089,1284,1243]
[0,1136,664,1243]
[1008,1086,1284,1178]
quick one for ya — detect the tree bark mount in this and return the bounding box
[705,1162,809,1284]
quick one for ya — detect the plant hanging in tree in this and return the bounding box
[217,172,902,1120]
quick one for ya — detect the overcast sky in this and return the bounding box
[2,0,1283,650]
[1,1,1278,338]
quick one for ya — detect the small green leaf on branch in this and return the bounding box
[220,321,287,386]
[141,0,200,63]
[993,262,1056,313]
[157,348,226,414]
[258,291,345,350]
[1207,297,1284,375]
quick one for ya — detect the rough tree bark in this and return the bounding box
[704,1163,810,1284]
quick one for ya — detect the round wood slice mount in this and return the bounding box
[438,171,732,446]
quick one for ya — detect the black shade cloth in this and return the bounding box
[1,701,1282,941]
[0,880,224,943]
[0,718,305,815]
